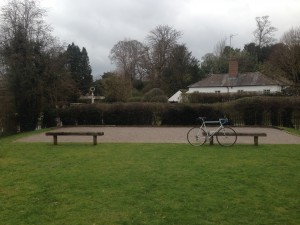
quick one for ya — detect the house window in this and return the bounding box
[215,91,221,94]
[237,90,244,93]
[263,89,270,95]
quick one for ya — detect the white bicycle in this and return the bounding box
[187,117,237,147]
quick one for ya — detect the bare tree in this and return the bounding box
[214,37,226,57]
[146,25,182,80]
[109,39,146,82]
[253,15,277,48]
[0,0,52,46]
[268,27,300,84]
[102,74,131,102]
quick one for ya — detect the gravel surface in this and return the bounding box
[17,126,300,144]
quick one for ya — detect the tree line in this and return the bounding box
[93,25,202,102]
[102,15,299,102]
[200,17,300,88]
[0,0,299,132]
[0,0,93,131]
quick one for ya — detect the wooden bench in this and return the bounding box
[211,132,267,146]
[45,132,104,145]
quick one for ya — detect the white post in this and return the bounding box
[90,87,95,104]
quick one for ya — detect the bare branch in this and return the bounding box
[253,15,277,47]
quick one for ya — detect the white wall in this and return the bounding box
[187,85,283,94]
[168,90,182,102]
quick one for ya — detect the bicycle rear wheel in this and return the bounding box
[187,127,207,146]
[216,127,237,147]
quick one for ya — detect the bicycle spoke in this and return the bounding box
[216,127,237,147]
[187,127,207,146]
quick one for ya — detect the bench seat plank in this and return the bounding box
[214,132,266,136]
[213,132,267,146]
[235,133,266,137]
[46,132,104,136]
[45,132,104,145]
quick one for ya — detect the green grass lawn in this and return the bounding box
[280,127,300,136]
[0,133,299,225]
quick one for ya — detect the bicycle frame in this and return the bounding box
[199,118,227,139]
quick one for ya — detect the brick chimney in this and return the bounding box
[229,57,238,77]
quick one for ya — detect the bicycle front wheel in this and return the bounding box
[187,127,207,146]
[216,127,237,147]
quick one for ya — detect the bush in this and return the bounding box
[103,103,154,125]
[234,97,265,125]
[217,96,300,127]
[143,88,168,103]
[127,97,142,102]
[59,107,78,125]
[42,108,58,128]
[77,105,104,125]
[1,113,18,135]
[161,104,222,125]
[56,97,300,128]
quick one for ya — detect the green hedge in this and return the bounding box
[42,107,58,128]
[103,103,153,125]
[161,104,222,125]
[58,103,155,126]
[56,97,300,128]
[220,97,300,127]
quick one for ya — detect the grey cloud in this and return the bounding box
[38,0,300,76]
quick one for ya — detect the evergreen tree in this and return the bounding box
[80,47,93,93]
[0,0,50,131]
[3,26,43,131]
[66,43,93,94]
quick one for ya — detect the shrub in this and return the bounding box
[42,107,57,128]
[234,97,265,125]
[161,104,222,125]
[56,97,300,128]
[77,105,104,125]
[142,88,168,103]
[103,103,154,125]
[127,97,142,102]
[58,107,78,125]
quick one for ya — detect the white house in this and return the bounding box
[187,59,288,95]
[168,58,289,102]
[187,72,286,94]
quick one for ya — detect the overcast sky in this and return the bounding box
[2,0,300,77]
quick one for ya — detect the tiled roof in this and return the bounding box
[188,72,287,88]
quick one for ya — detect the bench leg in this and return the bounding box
[93,135,97,145]
[254,136,258,146]
[53,135,58,145]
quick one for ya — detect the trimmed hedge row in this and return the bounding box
[57,103,223,126]
[219,96,300,127]
[59,103,154,126]
[161,104,222,125]
[54,97,300,128]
